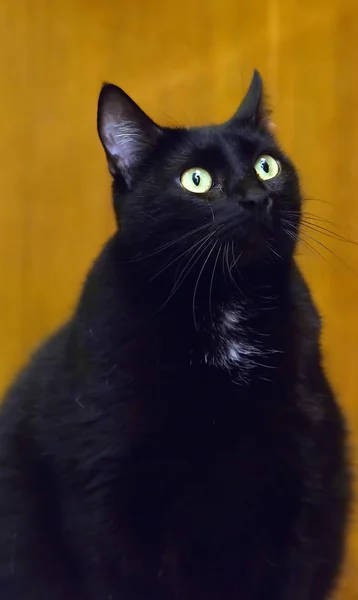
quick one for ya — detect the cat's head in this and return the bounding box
[97,71,301,285]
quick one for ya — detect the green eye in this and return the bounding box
[180,168,213,194]
[254,155,280,181]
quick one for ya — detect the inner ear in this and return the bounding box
[97,84,162,184]
[231,70,270,127]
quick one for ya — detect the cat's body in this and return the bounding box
[0,72,350,599]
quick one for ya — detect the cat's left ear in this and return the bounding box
[231,70,271,128]
[97,83,162,185]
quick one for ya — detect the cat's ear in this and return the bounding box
[97,84,162,185]
[231,70,270,127]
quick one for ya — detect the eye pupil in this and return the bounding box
[192,172,201,186]
[254,155,280,181]
[180,167,212,194]
[261,159,269,173]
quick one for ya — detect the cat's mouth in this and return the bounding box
[215,208,275,245]
[208,207,286,266]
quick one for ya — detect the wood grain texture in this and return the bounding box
[0,0,357,596]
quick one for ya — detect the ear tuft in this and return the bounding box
[97,84,161,184]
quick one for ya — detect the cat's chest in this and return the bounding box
[147,306,276,426]
[149,307,280,451]
[201,307,262,375]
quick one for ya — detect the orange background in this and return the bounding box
[0,1,357,596]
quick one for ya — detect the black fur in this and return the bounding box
[0,71,350,600]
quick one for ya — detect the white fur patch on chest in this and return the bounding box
[204,306,262,373]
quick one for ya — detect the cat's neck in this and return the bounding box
[76,235,294,376]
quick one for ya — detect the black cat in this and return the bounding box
[0,71,350,600]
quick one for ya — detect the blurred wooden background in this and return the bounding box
[0,0,357,596]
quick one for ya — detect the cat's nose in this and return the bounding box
[239,188,272,212]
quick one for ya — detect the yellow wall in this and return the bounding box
[0,1,357,596]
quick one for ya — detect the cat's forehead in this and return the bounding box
[161,123,278,168]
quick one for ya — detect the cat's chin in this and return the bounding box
[226,222,283,266]
[234,242,274,267]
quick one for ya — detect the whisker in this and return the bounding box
[206,198,215,223]
[286,216,358,275]
[300,236,331,264]
[158,232,217,312]
[127,223,212,263]
[283,226,328,263]
[301,221,358,245]
[192,240,219,330]
[149,232,213,282]
[229,243,243,275]
[171,232,216,293]
[303,197,335,207]
[221,241,229,287]
[267,242,282,260]
[226,242,243,293]
[229,240,236,271]
[209,244,222,322]
[227,243,234,277]
[299,229,358,276]
[285,209,358,239]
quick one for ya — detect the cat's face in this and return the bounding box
[98,72,301,278]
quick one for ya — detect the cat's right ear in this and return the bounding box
[97,84,162,186]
